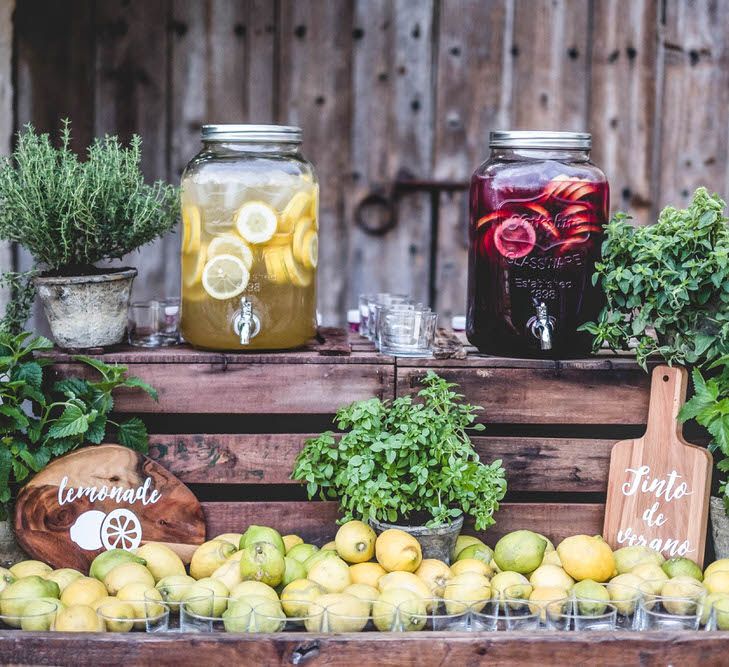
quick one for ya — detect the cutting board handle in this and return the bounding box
[643,365,689,445]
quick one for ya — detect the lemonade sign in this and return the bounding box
[14,445,206,570]
[603,366,712,566]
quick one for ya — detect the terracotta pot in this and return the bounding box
[34,268,137,348]
[710,496,729,560]
[369,513,464,563]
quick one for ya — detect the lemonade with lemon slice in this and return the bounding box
[180,125,317,349]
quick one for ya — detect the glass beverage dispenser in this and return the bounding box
[180,125,318,350]
[467,131,608,358]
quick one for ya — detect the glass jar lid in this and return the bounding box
[489,131,591,150]
[201,124,302,143]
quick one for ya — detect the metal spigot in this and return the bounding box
[233,297,260,345]
[527,301,556,351]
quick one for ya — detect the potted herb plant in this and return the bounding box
[292,371,507,561]
[582,186,729,554]
[0,330,157,564]
[0,121,179,348]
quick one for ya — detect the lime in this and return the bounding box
[662,557,703,581]
[494,530,547,574]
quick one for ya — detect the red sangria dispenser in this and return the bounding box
[467,131,608,358]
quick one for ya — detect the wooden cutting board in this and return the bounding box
[14,444,206,571]
[603,365,712,565]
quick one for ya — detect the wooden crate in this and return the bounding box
[5,329,723,665]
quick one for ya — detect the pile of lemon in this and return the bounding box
[3,523,729,633]
[182,185,318,300]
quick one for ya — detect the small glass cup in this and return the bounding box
[470,598,541,631]
[637,579,706,630]
[146,584,198,632]
[704,596,729,631]
[392,598,469,632]
[179,591,223,632]
[545,598,617,631]
[128,298,181,347]
[97,600,170,633]
[377,305,437,357]
[592,580,642,631]
[252,600,324,633]
[0,598,61,630]
[366,293,409,341]
[638,597,701,631]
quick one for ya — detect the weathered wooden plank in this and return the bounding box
[94,0,179,303]
[48,362,395,413]
[278,0,354,325]
[201,501,604,546]
[397,366,651,424]
[0,631,728,667]
[510,0,592,130]
[149,433,613,492]
[589,0,659,225]
[345,0,436,308]
[657,0,729,211]
[0,0,12,320]
[432,0,507,319]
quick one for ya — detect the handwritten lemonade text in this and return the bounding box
[58,475,161,507]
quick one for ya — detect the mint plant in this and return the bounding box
[293,371,507,530]
[0,331,157,515]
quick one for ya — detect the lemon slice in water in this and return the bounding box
[292,217,315,263]
[208,234,254,270]
[281,246,312,288]
[300,231,318,269]
[202,254,250,300]
[235,201,278,244]
[280,191,312,232]
[182,204,202,254]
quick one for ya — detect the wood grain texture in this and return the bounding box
[603,366,712,564]
[1,630,729,666]
[397,366,651,424]
[589,0,659,225]
[14,445,205,570]
[148,433,613,492]
[201,501,604,546]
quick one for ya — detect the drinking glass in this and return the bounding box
[597,580,642,630]
[179,591,224,632]
[637,579,706,630]
[146,585,196,632]
[252,600,324,633]
[97,600,170,633]
[470,599,541,631]
[545,599,617,631]
[0,598,60,630]
[377,305,437,357]
[704,596,729,631]
[365,293,409,340]
[638,597,701,631]
[392,598,469,632]
[128,298,181,347]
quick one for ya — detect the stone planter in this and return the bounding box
[370,513,464,563]
[0,520,28,568]
[710,496,729,560]
[34,268,137,349]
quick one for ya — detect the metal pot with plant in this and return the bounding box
[0,330,157,564]
[292,371,507,562]
[0,121,179,348]
[581,187,729,556]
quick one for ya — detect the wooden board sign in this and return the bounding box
[603,366,712,565]
[14,444,206,570]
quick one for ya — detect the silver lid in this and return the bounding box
[489,130,591,150]
[201,124,302,143]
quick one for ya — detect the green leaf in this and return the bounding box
[116,417,149,452]
[0,404,29,430]
[10,361,43,389]
[53,377,90,398]
[85,414,107,444]
[122,376,159,401]
[47,404,89,438]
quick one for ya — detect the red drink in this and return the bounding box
[467,132,608,358]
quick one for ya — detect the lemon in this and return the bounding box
[300,231,318,269]
[375,529,422,573]
[443,572,491,613]
[280,192,312,233]
[307,592,370,632]
[556,535,615,582]
[310,184,319,225]
[280,578,324,617]
[455,544,495,565]
[308,556,351,593]
[283,535,304,553]
[156,574,196,605]
[528,586,569,621]
[44,568,83,594]
[182,204,202,254]
[450,558,492,579]
[230,580,279,603]
[287,543,319,564]
[215,533,244,548]
[416,559,452,596]
[239,542,286,587]
[452,535,488,561]
[572,579,610,615]
[494,530,547,574]
[614,545,664,574]
[661,576,706,614]
[185,577,229,617]
[118,583,164,618]
[10,561,52,579]
[349,562,386,588]
[378,571,432,610]
[97,599,136,632]
[373,588,426,632]
[705,559,729,579]
[52,604,103,632]
[264,247,290,284]
[135,543,186,582]
[280,245,312,287]
[631,562,669,593]
[606,573,642,615]
[292,217,315,262]
[208,234,253,270]
[61,576,107,607]
[281,557,306,587]
[20,598,61,631]
[490,571,531,600]
[700,592,729,625]
[183,248,207,288]
[104,563,155,596]
[704,571,729,595]
[344,583,379,605]
[90,596,117,612]
[212,559,243,591]
[235,201,278,244]
[529,564,574,591]
[335,520,376,564]
[662,557,703,581]
[322,541,337,552]
[541,550,562,567]
[245,597,286,633]
[202,254,250,300]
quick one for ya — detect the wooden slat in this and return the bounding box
[657,0,729,212]
[49,361,395,413]
[432,0,507,318]
[345,0,436,307]
[589,0,659,225]
[149,433,613,492]
[0,631,727,667]
[201,501,604,546]
[397,366,651,424]
[278,0,354,325]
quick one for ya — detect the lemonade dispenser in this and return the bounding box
[180,125,318,350]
